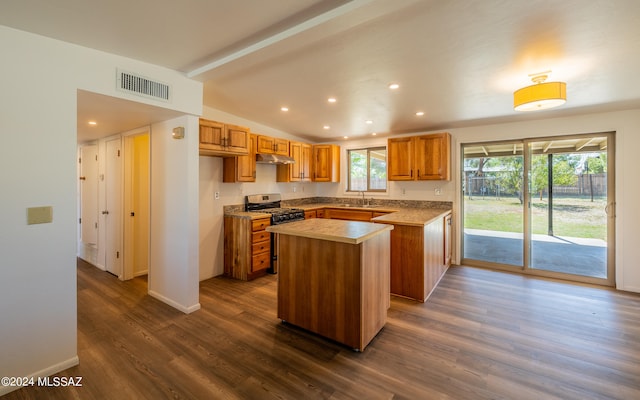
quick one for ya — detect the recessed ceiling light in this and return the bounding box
[388,83,400,90]
[365,120,373,124]
[343,136,349,139]
[323,125,330,130]
[88,121,97,125]
[327,98,337,103]
[280,107,289,112]
[415,111,425,116]
[372,132,377,136]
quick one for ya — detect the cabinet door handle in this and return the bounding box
[417,169,420,178]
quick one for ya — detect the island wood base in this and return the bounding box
[388,215,450,302]
[276,230,390,351]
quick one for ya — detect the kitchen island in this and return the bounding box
[266,218,393,351]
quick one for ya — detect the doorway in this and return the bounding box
[461,133,615,286]
[123,132,150,280]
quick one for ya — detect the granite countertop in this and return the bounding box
[224,211,271,219]
[225,203,451,225]
[266,218,393,244]
[371,208,451,226]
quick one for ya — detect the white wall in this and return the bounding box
[149,116,201,313]
[0,25,201,394]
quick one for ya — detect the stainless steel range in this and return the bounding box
[245,193,305,273]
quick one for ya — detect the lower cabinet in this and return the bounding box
[224,216,271,280]
[322,208,389,221]
[386,213,451,302]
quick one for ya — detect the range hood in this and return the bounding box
[256,153,296,164]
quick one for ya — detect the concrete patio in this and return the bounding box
[463,229,607,278]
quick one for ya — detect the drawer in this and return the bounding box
[252,230,270,243]
[316,209,325,218]
[252,218,270,231]
[252,252,270,272]
[252,240,270,255]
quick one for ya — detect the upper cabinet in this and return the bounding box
[199,118,250,157]
[256,135,289,156]
[388,132,450,181]
[223,134,256,183]
[313,144,340,182]
[277,141,312,182]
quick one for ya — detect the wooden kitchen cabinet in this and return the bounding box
[324,208,373,221]
[276,141,312,182]
[415,133,450,180]
[304,210,317,219]
[199,118,250,156]
[256,135,289,156]
[387,136,415,180]
[387,132,450,181]
[323,208,388,221]
[386,212,451,302]
[312,144,340,182]
[224,216,271,281]
[223,134,256,182]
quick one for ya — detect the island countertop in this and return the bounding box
[266,218,393,244]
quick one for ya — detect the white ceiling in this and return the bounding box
[2,0,640,143]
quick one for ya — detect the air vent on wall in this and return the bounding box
[116,69,171,102]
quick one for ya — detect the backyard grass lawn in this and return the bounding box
[464,196,607,240]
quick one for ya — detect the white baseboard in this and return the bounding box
[148,290,201,314]
[0,356,79,396]
[134,269,149,277]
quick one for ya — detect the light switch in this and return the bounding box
[27,206,53,225]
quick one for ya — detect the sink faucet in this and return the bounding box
[360,191,365,205]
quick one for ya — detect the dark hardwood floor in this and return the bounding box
[5,259,640,399]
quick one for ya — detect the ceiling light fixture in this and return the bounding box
[280,107,289,112]
[372,132,377,136]
[415,111,424,116]
[323,125,330,130]
[343,136,349,139]
[327,97,337,103]
[514,72,566,112]
[88,121,97,125]
[388,83,399,90]
[365,120,373,124]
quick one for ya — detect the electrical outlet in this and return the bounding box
[214,191,220,200]
[293,186,297,193]
[435,188,442,196]
[401,188,406,195]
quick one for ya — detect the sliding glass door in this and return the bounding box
[463,141,524,267]
[462,133,615,286]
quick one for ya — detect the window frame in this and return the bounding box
[347,146,387,192]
